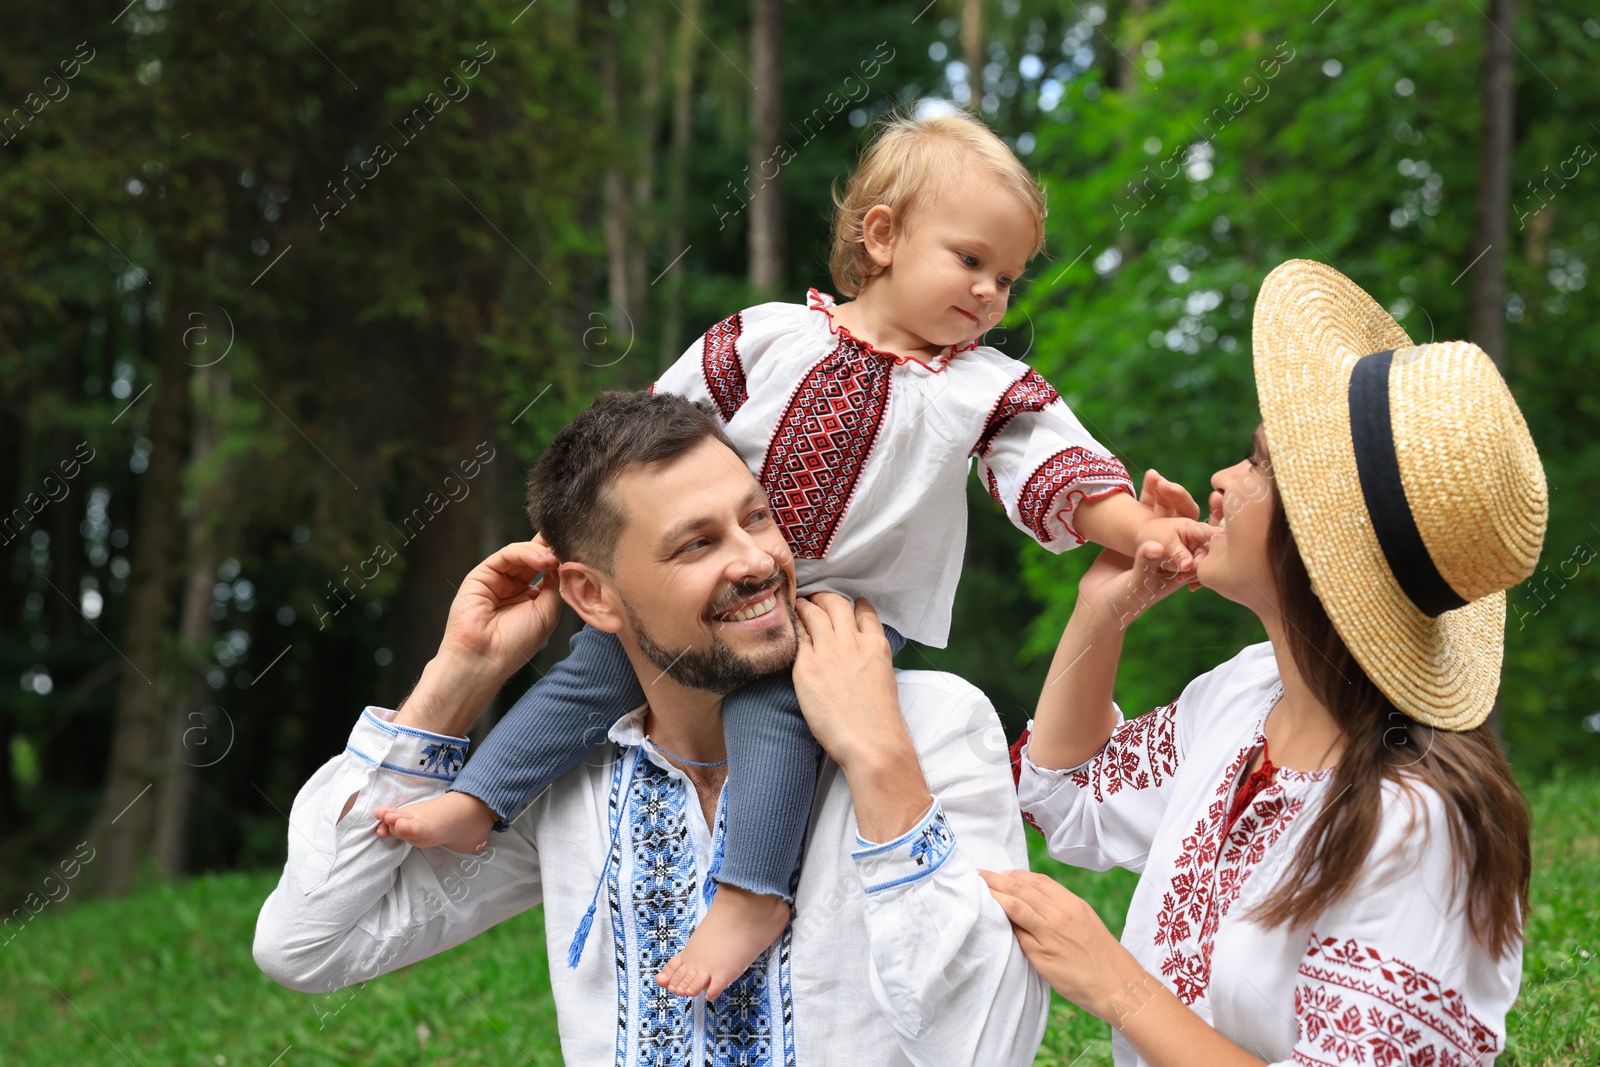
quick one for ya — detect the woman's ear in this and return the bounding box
[861,204,898,267]
[559,561,625,633]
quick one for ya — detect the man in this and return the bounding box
[253,391,1048,1065]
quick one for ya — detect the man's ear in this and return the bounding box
[861,204,898,267]
[559,561,625,633]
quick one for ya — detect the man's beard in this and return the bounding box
[623,578,800,694]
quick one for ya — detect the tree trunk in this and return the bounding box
[602,29,641,366]
[748,0,784,293]
[1469,0,1515,370]
[388,362,494,713]
[0,403,21,827]
[86,285,195,896]
[151,364,229,877]
[962,0,984,108]
[657,0,704,369]
[1120,0,1151,93]
[600,9,665,386]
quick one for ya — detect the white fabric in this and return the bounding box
[1017,642,1521,1066]
[255,670,1049,1067]
[653,290,1130,647]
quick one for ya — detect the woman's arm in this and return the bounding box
[981,870,1266,1067]
[1028,532,1191,772]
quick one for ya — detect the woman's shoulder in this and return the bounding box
[1367,775,1462,879]
[1171,642,1280,722]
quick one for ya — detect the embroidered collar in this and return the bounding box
[806,288,979,373]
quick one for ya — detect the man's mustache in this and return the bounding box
[705,572,786,621]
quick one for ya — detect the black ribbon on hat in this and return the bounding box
[1347,350,1468,618]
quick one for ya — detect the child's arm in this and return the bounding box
[1072,471,1216,582]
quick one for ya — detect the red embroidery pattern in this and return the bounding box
[1152,740,1256,1005]
[702,313,746,422]
[972,368,1061,457]
[1293,937,1499,1067]
[758,337,892,559]
[985,466,1003,506]
[1067,702,1179,801]
[1016,447,1134,545]
[1213,787,1303,922]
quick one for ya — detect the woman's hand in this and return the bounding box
[979,869,1156,1026]
[1077,539,1193,633]
[980,869,1269,1067]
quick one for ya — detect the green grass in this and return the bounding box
[1,776,1595,1066]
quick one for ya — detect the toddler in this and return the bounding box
[374,110,1213,1001]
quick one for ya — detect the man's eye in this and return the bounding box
[677,539,709,555]
[747,509,773,526]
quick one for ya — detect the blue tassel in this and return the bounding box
[567,902,598,968]
[567,747,637,969]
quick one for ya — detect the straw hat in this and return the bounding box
[1252,259,1547,731]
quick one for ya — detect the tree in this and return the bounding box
[748,0,785,293]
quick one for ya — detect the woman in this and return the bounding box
[984,260,1544,1065]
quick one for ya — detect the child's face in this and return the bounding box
[874,172,1035,351]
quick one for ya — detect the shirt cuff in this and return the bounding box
[345,707,471,782]
[851,800,955,894]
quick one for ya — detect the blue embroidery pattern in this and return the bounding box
[627,753,697,1065]
[607,748,631,1064]
[418,741,465,776]
[909,813,953,869]
[608,747,795,1066]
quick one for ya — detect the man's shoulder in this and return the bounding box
[891,669,1004,765]
[893,668,989,708]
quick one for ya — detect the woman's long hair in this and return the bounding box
[1250,481,1531,958]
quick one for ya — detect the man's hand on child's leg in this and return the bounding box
[655,885,791,1000]
[372,790,498,854]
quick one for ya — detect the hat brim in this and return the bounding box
[1252,260,1504,731]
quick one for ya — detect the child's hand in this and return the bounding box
[1135,514,1220,589]
[1139,469,1200,521]
[1135,470,1215,589]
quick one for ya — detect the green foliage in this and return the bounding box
[990,0,1600,770]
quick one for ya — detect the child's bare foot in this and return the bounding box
[655,885,790,1000]
[372,790,497,854]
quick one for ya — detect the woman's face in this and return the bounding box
[1196,425,1280,616]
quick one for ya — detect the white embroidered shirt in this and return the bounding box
[653,290,1133,648]
[255,670,1049,1066]
[1016,642,1521,1067]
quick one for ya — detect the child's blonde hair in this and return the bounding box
[829,109,1047,297]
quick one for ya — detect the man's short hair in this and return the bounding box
[526,390,736,572]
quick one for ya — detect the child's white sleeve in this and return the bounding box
[649,304,756,420]
[972,367,1134,550]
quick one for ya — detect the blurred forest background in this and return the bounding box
[0,0,1595,911]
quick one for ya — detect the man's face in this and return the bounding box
[604,438,799,693]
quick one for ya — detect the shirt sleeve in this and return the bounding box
[252,707,542,994]
[1014,700,1180,874]
[972,367,1134,550]
[1268,786,1520,1067]
[652,311,747,419]
[850,676,1051,1067]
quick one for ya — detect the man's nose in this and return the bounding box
[725,525,777,581]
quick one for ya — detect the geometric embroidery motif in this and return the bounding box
[758,336,893,559]
[609,747,796,1067]
[1069,701,1179,801]
[1293,936,1499,1067]
[972,367,1060,458]
[702,313,747,423]
[418,741,466,776]
[1151,737,1262,1006]
[1016,446,1133,545]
